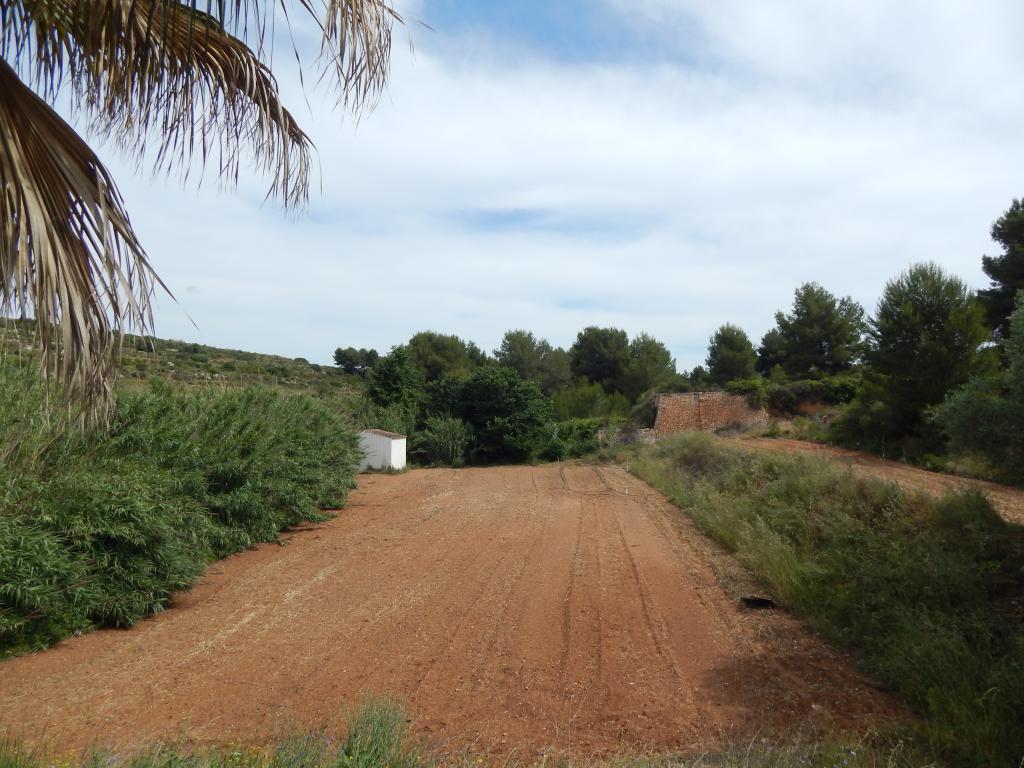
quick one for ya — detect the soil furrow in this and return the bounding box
[0,464,903,757]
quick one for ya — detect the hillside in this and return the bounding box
[1,319,363,399]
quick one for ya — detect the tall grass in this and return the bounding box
[626,434,1024,768]
[0,697,917,768]
[0,698,424,768]
[0,363,359,656]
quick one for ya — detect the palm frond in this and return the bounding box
[2,1,400,204]
[0,57,161,425]
[0,0,401,420]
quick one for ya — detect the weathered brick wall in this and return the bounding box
[654,392,768,436]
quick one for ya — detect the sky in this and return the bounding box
[101,0,1024,371]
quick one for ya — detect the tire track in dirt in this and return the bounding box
[0,465,903,758]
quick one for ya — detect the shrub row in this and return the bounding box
[628,433,1024,768]
[727,373,859,415]
[0,364,359,655]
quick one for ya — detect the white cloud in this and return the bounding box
[105,1,1024,371]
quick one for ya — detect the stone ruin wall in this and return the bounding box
[653,392,769,437]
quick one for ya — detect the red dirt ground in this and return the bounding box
[738,438,1024,527]
[0,465,901,758]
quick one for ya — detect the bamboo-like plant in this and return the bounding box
[0,1,400,424]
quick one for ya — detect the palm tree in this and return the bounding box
[0,1,400,423]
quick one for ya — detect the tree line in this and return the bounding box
[699,197,1024,477]
[335,197,1024,477]
[333,327,687,465]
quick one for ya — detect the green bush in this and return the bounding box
[0,697,425,768]
[411,416,472,467]
[934,291,1024,483]
[0,364,360,655]
[551,379,630,420]
[836,263,992,458]
[457,367,551,463]
[424,367,550,464]
[351,396,416,439]
[630,434,1024,767]
[541,418,606,460]
[727,373,859,415]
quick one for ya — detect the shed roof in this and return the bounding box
[361,429,407,440]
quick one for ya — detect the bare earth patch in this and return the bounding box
[739,438,1024,527]
[0,465,900,758]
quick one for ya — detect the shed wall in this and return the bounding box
[358,431,407,471]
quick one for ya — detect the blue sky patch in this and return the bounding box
[451,207,660,241]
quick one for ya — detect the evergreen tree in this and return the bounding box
[979,198,1024,339]
[367,346,419,411]
[756,328,787,377]
[406,332,478,383]
[837,263,990,455]
[706,324,757,385]
[495,330,571,396]
[568,327,630,393]
[621,333,678,402]
[772,283,864,378]
[936,291,1024,480]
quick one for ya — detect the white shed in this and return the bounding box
[358,429,407,472]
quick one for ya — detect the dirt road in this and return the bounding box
[0,465,898,757]
[739,438,1024,526]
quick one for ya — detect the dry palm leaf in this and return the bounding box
[0,57,159,423]
[0,0,401,424]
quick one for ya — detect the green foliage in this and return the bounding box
[935,290,1024,481]
[333,347,378,376]
[406,332,478,383]
[551,379,630,420]
[0,697,915,768]
[835,263,991,457]
[568,326,630,393]
[688,364,714,389]
[367,346,420,411]
[0,365,359,655]
[768,282,865,378]
[411,416,472,467]
[0,698,425,768]
[351,396,416,438]
[630,434,1024,768]
[620,332,679,402]
[727,373,859,415]
[706,323,757,385]
[540,418,607,460]
[979,197,1024,339]
[449,366,551,463]
[493,329,571,396]
[755,328,787,376]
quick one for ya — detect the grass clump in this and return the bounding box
[0,698,423,768]
[0,362,359,656]
[627,433,1024,768]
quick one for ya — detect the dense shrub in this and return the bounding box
[630,434,1024,768]
[934,291,1024,483]
[540,418,606,460]
[551,379,630,420]
[835,263,991,458]
[0,365,360,655]
[727,373,859,415]
[411,416,472,467]
[453,367,551,463]
[367,345,420,411]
